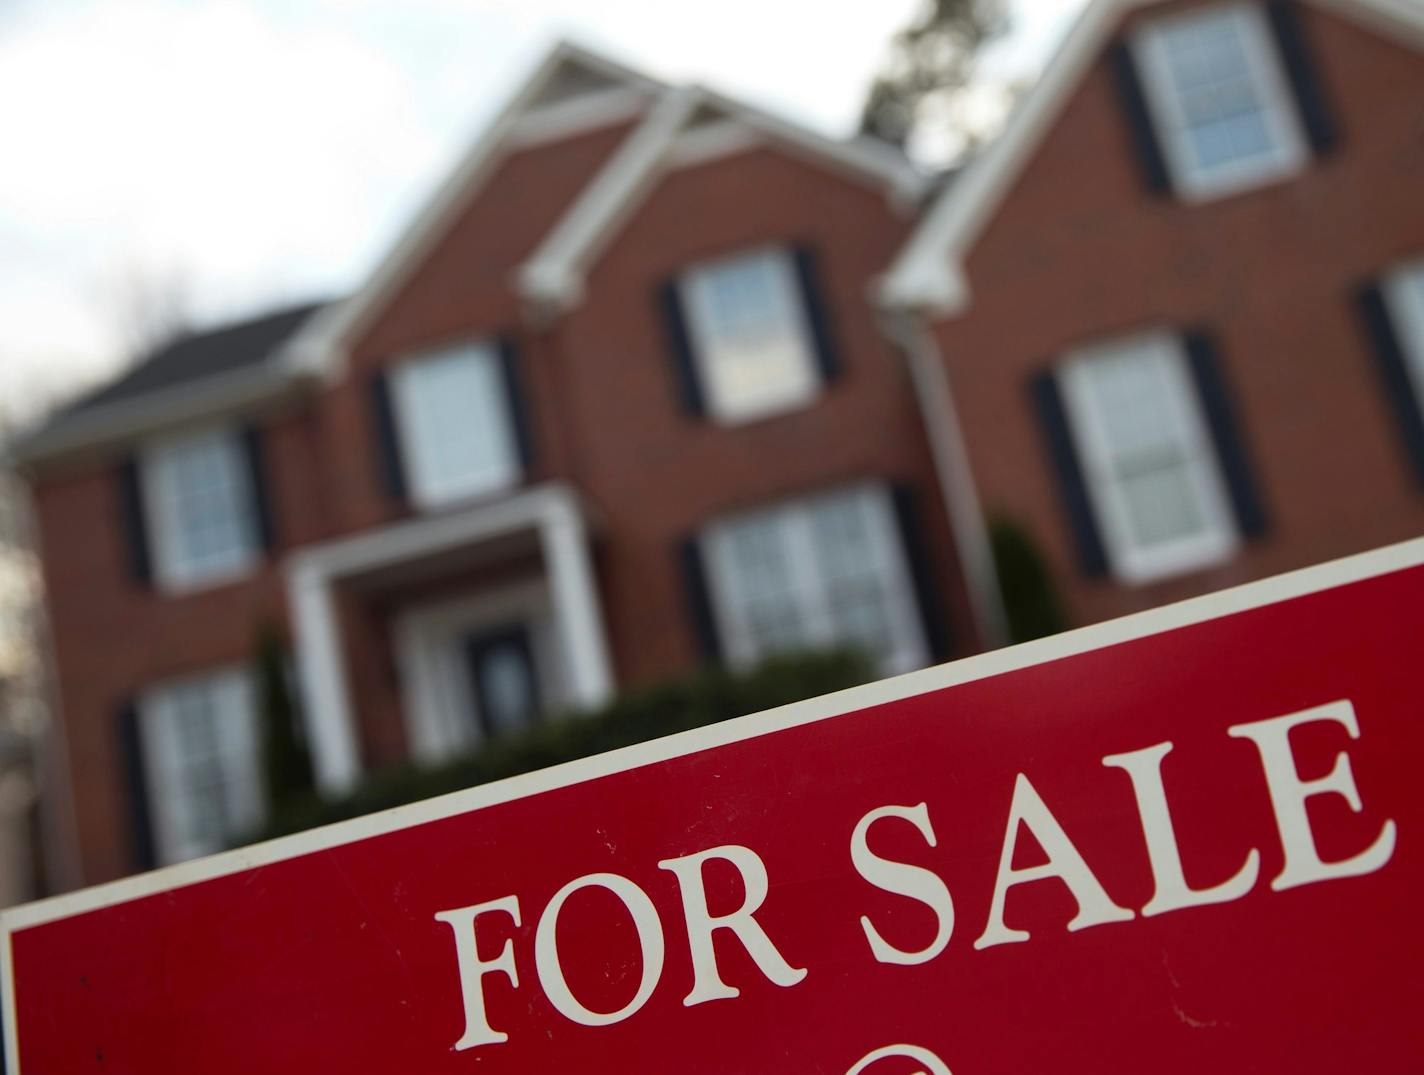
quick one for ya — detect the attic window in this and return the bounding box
[1131,3,1307,200]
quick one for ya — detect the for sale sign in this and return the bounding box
[4,541,1422,1072]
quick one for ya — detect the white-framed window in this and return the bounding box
[701,484,926,675]
[138,667,264,865]
[1382,260,1424,400]
[1059,331,1239,584]
[681,247,821,424]
[390,339,521,509]
[142,426,259,590]
[1132,2,1307,201]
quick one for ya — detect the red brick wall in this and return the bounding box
[31,407,322,883]
[557,145,978,684]
[929,1,1424,629]
[31,123,977,886]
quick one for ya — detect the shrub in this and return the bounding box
[250,647,875,842]
[989,516,1069,644]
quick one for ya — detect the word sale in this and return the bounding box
[433,699,1396,1070]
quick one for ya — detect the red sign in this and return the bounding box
[5,541,1423,1073]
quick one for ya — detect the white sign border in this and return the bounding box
[6,535,1424,1070]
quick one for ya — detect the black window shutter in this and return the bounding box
[116,457,153,586]
[657,278,707,417]
[791,245,844,384]
[890,483,952,664]
[497,335,535,471]
[241,425,277,553]
[1030,370,1109,577]
[1357,282,1424,486]
[369,371,408,503]
[1182,330,1270,539]
[1267,0,1339,156]
[678,538,723,665]
[1108,40,1172,196]
[116,701,157,872]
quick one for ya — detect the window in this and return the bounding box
[1382,261,1424,398]
[142,427,259,589]
[1059,332,1238,583]
[390,340,521,509]
[139,668,263,865]
[701,485,926,674]
[1133,3,1307,200]
[680,247,821,423]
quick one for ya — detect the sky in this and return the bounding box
[0,0,1086,422]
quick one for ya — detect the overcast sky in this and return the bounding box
[0,0,1085,420]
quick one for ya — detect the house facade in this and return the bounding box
[884,0,1424,628]
[16,47,987,888]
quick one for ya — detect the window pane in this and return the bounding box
[395,341,518,507]
[1062,335,1237,582]
[684,249,819,422]
[1139,6,1302,194]
[145,670,262,864]
[706,487,925,673]
[807,495,893,662]
[724,515,810,658]
[149,430,254,585]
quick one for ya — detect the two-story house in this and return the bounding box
[15,44,987,889]
[883,0,1424,626]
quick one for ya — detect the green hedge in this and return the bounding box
[249,648,875,842]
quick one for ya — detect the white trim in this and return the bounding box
[136,665,264,866]
[886,314,1009,647]
[137,423,262,594]
[679,245,823,425]
[518,87,703,313]
[664,120,763,170]
[518,85,928,316]
[6,534,1424,946]
[281,42,668,375]
[1058,329,1239,584]
[1381,258,1424,405]
[394,582,559,765]
[386,338,522,510]
[700,482,928,676]
[507,85,652,150]
[11,361,305,470]
[1131,2,1309,202]
[880,0,1424,316]
[285,484,612,793]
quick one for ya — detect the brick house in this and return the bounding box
[15,45,990,888]
[882,0,1424,628]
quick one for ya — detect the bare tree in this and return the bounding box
[860,0,1010,155]
[100,259,196,364]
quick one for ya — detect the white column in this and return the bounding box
[288,564,362,794]
[538,493,614,710]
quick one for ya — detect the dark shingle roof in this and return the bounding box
[58,301,328,420]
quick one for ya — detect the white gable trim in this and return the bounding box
[518,86,929,315]
[879,0,1424,317]
[282,42,665,376]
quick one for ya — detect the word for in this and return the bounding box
[434,700,1395,1050]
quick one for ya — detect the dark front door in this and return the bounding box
[463,624,541,742]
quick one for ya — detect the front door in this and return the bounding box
[463,624,542,742]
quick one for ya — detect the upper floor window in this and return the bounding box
[138,667,263,865]
[142,427,261,590]
[1381,261,1424,392]
[1132,3,1307,201]
[678,247,825,424]
[389,339,523,509]
[1058,331,1240,583]
[699,484,926,675]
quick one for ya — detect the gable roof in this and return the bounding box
[879,0,1424,317]
[285,40,666,374]
[518,84,930,314]
[12,302,327,467]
